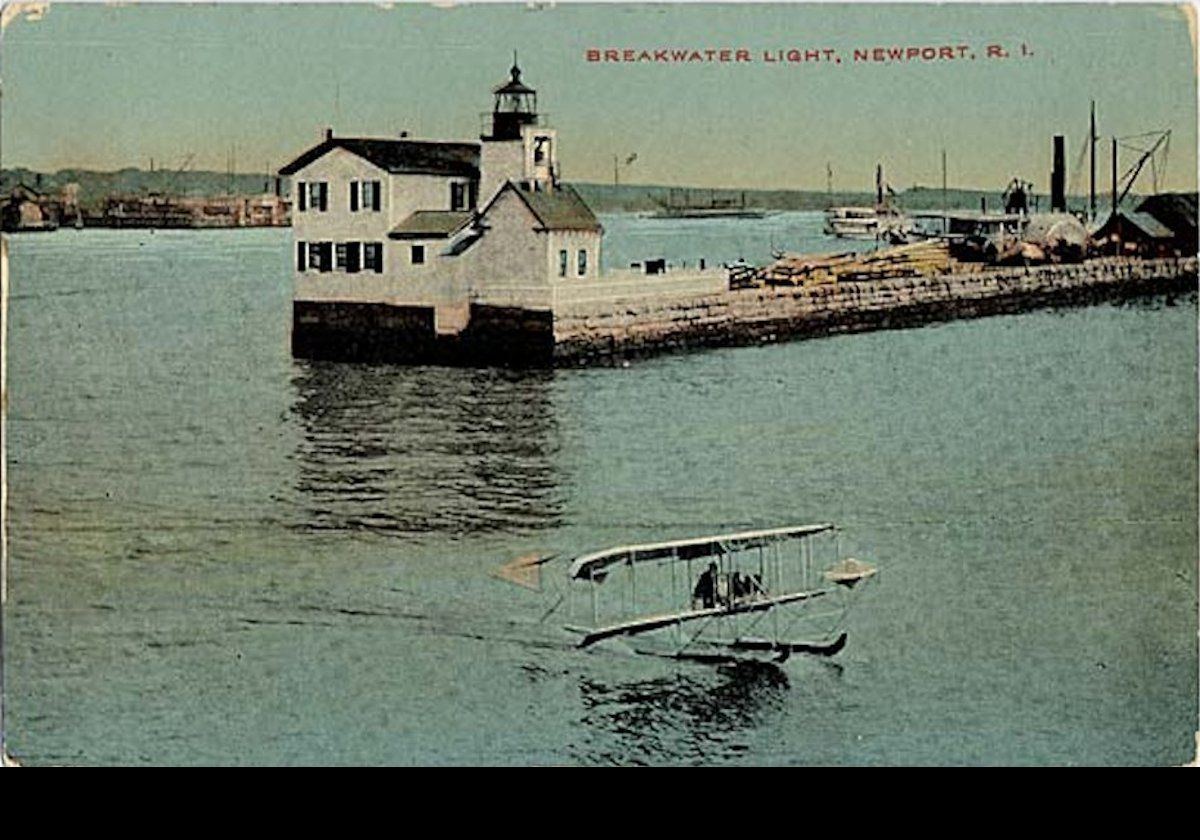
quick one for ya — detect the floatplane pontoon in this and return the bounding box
[496,524,876,664]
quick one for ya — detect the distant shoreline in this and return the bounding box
[2,166,1142,217]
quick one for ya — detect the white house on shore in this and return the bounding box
[279,61,605,355]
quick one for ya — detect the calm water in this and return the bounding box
[5,215,1197,765]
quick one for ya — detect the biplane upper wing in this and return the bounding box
[575,588,827,648]
[566,523,834,582]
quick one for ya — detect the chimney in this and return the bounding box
[1051,135,1066,212]
[399,131,409,139]
[324,127,334,142]
[274,176,282,198]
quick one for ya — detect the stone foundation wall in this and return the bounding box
[292,300,437,362]
[292,300,554,365]
[552,257,1199,363]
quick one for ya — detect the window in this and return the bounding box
[297,181,307,212]
[308,241,332,272]
[558,249,568,277]
[450,182,466,211]
[411,245,425,265]
[296,240,307,270]
[363,242,383,273]
[577,248,588,277]
[355,180,381,212]
[335,242,348,270]
[307,181,327,212]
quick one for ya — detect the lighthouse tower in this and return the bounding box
[479,58,558,204]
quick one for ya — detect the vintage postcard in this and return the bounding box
[1,1,1196,766]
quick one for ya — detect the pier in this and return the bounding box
[291,256,1198,366]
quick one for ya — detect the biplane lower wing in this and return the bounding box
[575,589,827,648]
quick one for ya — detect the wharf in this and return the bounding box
[291,256,1197,366]
[552,256,1197,363]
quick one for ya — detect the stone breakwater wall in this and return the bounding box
[552,257,1198,362]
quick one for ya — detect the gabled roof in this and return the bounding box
[1124,211,1174,239]
[388,210,473,239]
[481,181,602,232]
[1093,210,1173,239]
[1134,192,1198,241]
[10,183,44,201]
[278,137,480,178]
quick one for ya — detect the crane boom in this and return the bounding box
[1117,130,1170,205]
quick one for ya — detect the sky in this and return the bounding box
[1,2,1196,192]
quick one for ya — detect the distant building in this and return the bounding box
[1092,209,1177,257]
[1,184,55,231]
[1090,193,1198,258]
[1134,193,1198,256]
[98,192,291,228]
[280,61,603,360]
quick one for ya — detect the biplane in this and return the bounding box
[496,524,877,664]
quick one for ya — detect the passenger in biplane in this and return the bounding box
[693,564,768,610]
[692,562,719,609]
[731,571,764,603]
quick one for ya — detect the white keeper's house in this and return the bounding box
[279,61,606,363]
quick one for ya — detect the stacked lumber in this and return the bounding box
[751,240,952,287]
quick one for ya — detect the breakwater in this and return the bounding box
[553,256,1198,363]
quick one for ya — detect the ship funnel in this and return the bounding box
[1051,135,1066,212]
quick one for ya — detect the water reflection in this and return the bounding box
[289,361,565,538]
[572,662,793,765]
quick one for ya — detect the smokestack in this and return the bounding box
[875,164,883,206]
[1051,135,1066,212]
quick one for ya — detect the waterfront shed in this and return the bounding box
[1134,193,1198,256]
[1090,209,1174,257]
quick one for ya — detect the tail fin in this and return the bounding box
[494,552,558,591]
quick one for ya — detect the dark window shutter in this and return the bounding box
[319,182,328,212]
[347,242,361,273]
[372,181,381,212]
[320,242,332,272]
[298,181,306,211]
[297,241,307,270]
[350,181,359,212]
